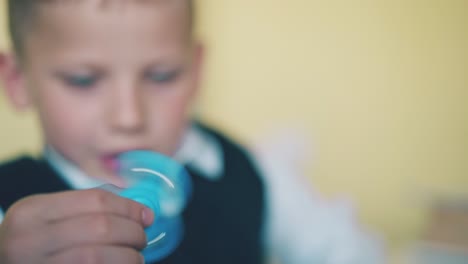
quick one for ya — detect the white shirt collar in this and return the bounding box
[45,145,105,189]
[174,125,224,180]
[44,125,224,190]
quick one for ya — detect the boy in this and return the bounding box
[0,1,264,263]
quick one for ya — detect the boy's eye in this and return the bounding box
[146,70,180,84]
[63,75,98,88]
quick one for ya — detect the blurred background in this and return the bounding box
[1,1,467,263]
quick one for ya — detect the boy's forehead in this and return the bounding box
[38,0,188,7]
[37,0,190,13]
[23,0,192,61]
[31,0,193,39]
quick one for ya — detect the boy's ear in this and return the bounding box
[0,52,32,111]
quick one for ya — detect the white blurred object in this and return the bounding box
[0,207,4,224]
[252,128,386,264]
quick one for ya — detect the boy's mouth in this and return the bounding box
[101,148,151,173]
[101,154,121,173]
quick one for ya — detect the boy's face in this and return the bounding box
[1,1,202,184]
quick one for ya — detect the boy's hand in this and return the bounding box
[0,189,153,264]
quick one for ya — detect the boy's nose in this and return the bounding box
[107,85,145,133]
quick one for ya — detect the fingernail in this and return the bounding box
[141,207,154,226]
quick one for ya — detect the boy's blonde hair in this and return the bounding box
[8,0,195,57]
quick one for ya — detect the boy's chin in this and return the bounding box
[83,163,127,188]
[96,170,127,188]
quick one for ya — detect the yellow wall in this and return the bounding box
[196,0,468,250]
[1,0,467,252]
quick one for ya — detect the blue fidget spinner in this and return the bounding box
[116,151,192,263]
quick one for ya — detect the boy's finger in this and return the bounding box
[35,189,154,226]
[45,213,147,255]
[47,245,144,264]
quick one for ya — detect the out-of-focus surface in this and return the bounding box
[1,1,467,262]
